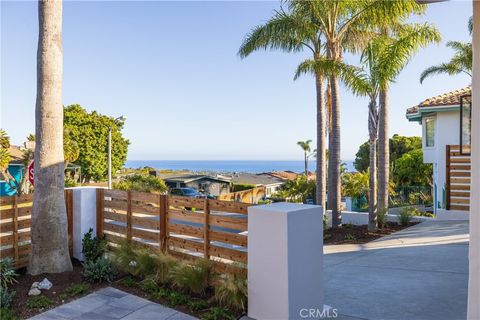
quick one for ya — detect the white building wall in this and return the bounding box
[422,110,460,209]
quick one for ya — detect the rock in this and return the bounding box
[28,288,41,296]
[38,278,52,290]
[31,282,39,289]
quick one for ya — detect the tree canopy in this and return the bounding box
[353,134,429,187]
[114,174,167,194]
[64,104,129,182]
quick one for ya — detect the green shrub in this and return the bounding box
[26,296,53,309]
[139,277,159,294]
[167,291,190,306]
[66,283,90,296]
[201,307,235,320]
[0,287,15,308]
[112,242,178,283]
[344,233,356,241]
[0,258,18,288]
[398,207,413,226]
[150,287,170,300]
[214,272,247,312]
[189,299,209,312]
[171,259,212,294]
[118,276,137,287]
[82,228,107,262]
[0,308,17,320]
[83,257,117,283]
[114,174,168,193]
[377,208,388,229]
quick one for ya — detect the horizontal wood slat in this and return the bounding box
[169,196,205,208]
[104,211,127,223]
[131,228,159,242]
[104,189,128,200]
[209,230,248,247]
[208,200,250,214]
[168,236,204,253]
[104,222,127,235]
[450,191,470,197]
[168,210,205,224]
[131,202,160,215]
[209,215,247,231]
[450,205,469,211]
[168,223,204,238]
[131,216,159,230]
[208,244,247,263]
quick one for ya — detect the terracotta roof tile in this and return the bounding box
[406,86,471,115]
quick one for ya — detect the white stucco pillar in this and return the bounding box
[70,187,101,261]
[248,202,324,320]
[468,2,480,319]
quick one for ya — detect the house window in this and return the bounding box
[425,117,435,147]
[460,95,472,155]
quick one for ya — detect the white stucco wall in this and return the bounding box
[421,110,460,209]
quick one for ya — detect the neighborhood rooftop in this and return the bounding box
[406,85,472,116]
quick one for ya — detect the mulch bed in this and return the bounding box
[323,222,417,245]
[9,260,107,320]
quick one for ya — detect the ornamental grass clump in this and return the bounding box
[171,259,212,295]
[213,272,247,312]
[398,207,413,226]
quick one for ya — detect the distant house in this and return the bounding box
[230,173,285,198]
[155,173,231,197]
[406,86,471,217]
[0,145,27,196]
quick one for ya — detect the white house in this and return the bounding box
[406,86,471,219]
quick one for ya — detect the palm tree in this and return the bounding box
[297,140,312,176]
[290,0,423,228]
[29,0,72,274]
[420,18,472,83]
[238,6,328,210]
[377,22,440,212]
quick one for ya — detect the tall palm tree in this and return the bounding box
[420,18,472,83]
[377,21,441,212]
[238,6,328,210]
[297,140,312,176]
[290,0,423,228]
[29,0,72,274]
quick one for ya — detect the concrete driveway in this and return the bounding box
[324,221,469,320]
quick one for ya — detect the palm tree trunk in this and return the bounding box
[29,0,72,275]
[378,89,389,211]
[368,99,378,232]
[304,151,308,176]
[368,138,377,232]
[328,73,341,228]
[315,72,326,210]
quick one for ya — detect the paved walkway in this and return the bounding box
[324,220,469,320]
[30,287,197,320]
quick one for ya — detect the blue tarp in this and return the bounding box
[0,165,24,196]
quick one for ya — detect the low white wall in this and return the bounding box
[67,187,103,261]
[324,210,432,228]
[436,209,469,221]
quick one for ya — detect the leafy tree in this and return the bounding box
[342,171,369,199]
[394,149,432,187]
[274,175,315,203]
[420,17,472,83]
[114,174,168,194]
[297,140,312,176]
[238,4,328,211]
[29,0,72,274]
[354,135,422,173]
[64,104,129,182]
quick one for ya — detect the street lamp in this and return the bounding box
[108,115,126,189]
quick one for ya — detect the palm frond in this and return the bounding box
[420,63,468,84]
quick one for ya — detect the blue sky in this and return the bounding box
[1,0,472,161]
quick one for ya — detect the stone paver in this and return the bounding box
[324,221,469,320]
[29,287,197,320]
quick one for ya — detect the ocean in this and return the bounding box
[125,160,356,174]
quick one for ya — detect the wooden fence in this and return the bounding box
[97,189,251,274]
[0,190,73,268]
[446,145,471,211]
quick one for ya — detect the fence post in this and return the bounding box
[159,194,167,252]
[13,196,19,267]
[203,198,210,259]
[65,189,73,256]
[446,145,451,210]
[96,189,104,237]
[127,191,132,242]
